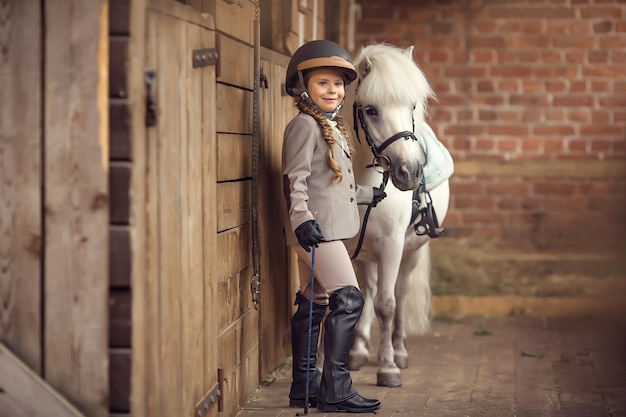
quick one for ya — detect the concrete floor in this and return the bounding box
[237,314,626,417]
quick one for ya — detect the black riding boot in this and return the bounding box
[289,291,328,408]
[317,286,381,413]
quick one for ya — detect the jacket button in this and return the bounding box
[350,184,353,189]
[350,197,354,202]
[348,168,352,173]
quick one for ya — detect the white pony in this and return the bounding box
[344,44,452,387]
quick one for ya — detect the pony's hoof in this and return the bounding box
[377,371,402,387]
[394,354,408,369]
[348,353,368,371]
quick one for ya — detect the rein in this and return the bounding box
[350,102,443,260]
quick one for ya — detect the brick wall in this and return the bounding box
[355,0,626,251]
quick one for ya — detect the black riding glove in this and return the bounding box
[295,220,325,252]
[372,187,387,207]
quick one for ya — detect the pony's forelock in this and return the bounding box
[354,44,434,115]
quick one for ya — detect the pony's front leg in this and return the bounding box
[348,260,377,371]
[393,241,431,369]
[375,251,403,387]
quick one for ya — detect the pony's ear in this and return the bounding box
[404,46,415,59]
[358,56,373,77]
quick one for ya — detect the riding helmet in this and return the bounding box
[285,40,358,97]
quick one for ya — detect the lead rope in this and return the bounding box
[351,171,389,260]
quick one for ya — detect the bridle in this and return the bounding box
[350,100,444,260]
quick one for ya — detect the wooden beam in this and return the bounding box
[0,343,86,417]
[454,159,626,179]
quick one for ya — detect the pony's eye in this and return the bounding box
[365,107,378,116]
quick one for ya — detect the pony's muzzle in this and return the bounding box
[391,160,423,191]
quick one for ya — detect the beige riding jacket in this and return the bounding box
[282,112,373,246]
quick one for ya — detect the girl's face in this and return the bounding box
[305,68,346,113]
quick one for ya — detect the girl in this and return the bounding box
[282,40,384,413]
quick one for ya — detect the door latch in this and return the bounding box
[144,67,157,127]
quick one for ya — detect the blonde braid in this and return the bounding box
[296,100,344,183]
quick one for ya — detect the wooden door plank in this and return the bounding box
[216,181,252,232]
[258,54,298,377]
[216,133,253,182]
[43,1,109,416]
[0,0,42,374]
[0,343,86,417]
[200,25,220,417]
[180,21,206,417]
[156,11,184,416]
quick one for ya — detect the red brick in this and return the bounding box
[541,50,563,63]
[534,125,576,136]
[445,124,487,135]
[457,109,475,122]
[474,20,498,34]
[590,139,612,151]
[498,139,519,152]
[534,182,577,195]
[521,80,543,93]
[431,109,453,122]
[498,80,520,93]
[492,66,533,77]
[544,139,565,152]
[568,139,589,152]
[569,80,588,93]
[489,7,575,19]
[600,36,626,48]
[583,65,626,77]
[567,109,591,123]
[599,95,626,106]
[500,198,520,211]
[467,36,506,48]
[475,139,495,151]
[553,95,594,106]
[453,197,475,209]
[471,95,507,106]
[580,6,624,18]
[476,197,496,210]
[451,137,472,151]
[476,80,495,92]
[588,49,609,63]
[614,81,626,93]
[534,66,578,77]
[591,111,612,124]
[489,125,530,136]
[462,210,507,224]
[450,181,485,195]
[522,109,543,122]
[472,50,494,64]
[590,80,611,92]
[478,110,497,121]
[615,111,626,123]
[522,139,542,152]
[486,182,530,195]
[580,125,623,136]
[593,20,614,33]
[546,80,567,93]
[509,95,549,107]
[429,50,450,63]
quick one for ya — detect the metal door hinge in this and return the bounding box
[193,48,218,68]
[194,370,223,417]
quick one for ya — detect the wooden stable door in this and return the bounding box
[136,2,218,417]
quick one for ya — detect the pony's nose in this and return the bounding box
[395,161,423,183]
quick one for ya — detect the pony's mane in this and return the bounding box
[354,44,434,115]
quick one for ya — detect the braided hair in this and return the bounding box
[295,100,355,184]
